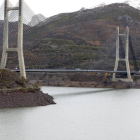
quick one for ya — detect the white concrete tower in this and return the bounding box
[112,26,133,82]
[1,0,26,78]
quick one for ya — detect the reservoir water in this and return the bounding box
[0,87,140,140]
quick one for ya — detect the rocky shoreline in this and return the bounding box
[0,69,139,109]
[0,69,55,109]
[0,90,55,109]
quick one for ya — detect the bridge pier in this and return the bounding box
[112,27,133,82]
[1,0,8,70]
[1,0,26,78]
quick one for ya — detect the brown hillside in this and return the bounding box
[0,3,140,70]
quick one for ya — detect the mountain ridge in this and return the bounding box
[0,3,140,70]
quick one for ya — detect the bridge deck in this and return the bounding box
[11,69,139,74]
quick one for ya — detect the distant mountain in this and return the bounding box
[28,14,46,26]
[30,3,140,45]
[37,13,69,26]
[0,0,35,23]
[20,3,140,70]
[1,3,140,70]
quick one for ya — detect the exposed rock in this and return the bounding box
[117,15,134,23]
[80,7,86,11]
[0,90,55,109]
[29,14,46,26]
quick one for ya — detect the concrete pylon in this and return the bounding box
[1,0,26,78]
[1,0,8,69]
[112,26,133,82]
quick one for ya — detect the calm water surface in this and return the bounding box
[0,87,140,140]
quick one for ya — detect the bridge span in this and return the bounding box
[12,69,139,74]
[0,0,139,82]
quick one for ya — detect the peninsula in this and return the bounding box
[0,69,55,109]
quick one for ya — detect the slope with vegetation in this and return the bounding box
[0,3,140,70]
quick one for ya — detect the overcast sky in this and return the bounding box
[0,0,124,17]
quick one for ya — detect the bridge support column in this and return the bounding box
[17,0,26,78]
[1,0,8,69]
[1,0,26,78]
[112,26,133,82]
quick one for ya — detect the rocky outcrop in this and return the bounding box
[117,15,134,23]
[29,14,46,26]
[0,69,55,109]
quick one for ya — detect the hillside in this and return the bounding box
[0,3,140,70]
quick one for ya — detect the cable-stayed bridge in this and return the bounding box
[0,0,35,23]
[0,0,139,82]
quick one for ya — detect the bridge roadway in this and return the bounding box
[11,69,139,74]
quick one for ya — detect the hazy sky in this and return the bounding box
[0,0,124,17]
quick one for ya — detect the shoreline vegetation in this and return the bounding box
[27,72,140,89]
[0,69,55,109]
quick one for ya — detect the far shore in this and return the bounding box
[27,72,140,89]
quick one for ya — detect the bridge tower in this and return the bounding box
[1,0,26,78]
[112,26,133,82]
